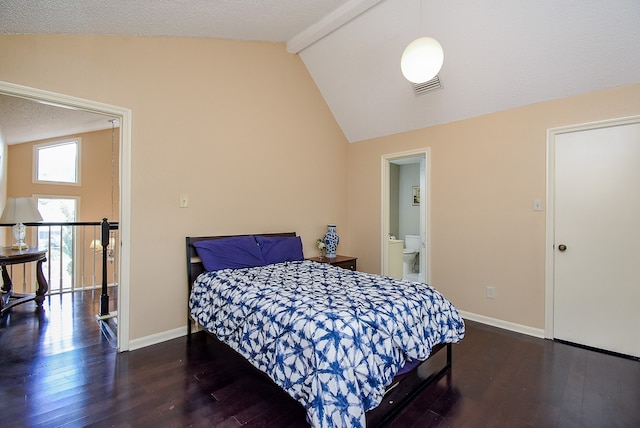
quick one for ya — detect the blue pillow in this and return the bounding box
[256,235,304,264]
[193,236,266,272]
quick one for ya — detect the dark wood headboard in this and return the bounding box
[185,232,297,335]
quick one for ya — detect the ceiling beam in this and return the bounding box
[286,0,384,54]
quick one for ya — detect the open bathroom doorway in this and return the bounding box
[381,149,429,283]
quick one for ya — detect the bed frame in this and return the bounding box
[186,232,296,335]
[185,232,453,426]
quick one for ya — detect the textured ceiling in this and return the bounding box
[0,0,352,43]
[1,0,639,144]
[0,95,119,145]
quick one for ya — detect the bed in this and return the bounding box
[186,232,465,427]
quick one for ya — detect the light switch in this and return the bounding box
[533,199,543,211]
[180,193,189,208]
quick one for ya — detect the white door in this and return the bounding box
[553,120,640,358]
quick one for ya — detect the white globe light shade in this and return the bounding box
[400,37,444,83]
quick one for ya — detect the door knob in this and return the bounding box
[558,244,567,252]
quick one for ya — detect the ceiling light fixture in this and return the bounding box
[401,37,444,84]
[400,0,444,84]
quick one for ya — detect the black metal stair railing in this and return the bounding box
[0,220,119,304]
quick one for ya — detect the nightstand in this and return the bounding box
[307,255,357,271]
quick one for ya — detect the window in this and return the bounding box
[33,138,81,184]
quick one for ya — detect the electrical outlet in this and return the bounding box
[486,286,496,299]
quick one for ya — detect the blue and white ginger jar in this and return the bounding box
[324,224,339,258]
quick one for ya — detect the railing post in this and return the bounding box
[100,218,110,316]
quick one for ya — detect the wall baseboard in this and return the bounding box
[458,310,545,339]
[129,312,545,351]
[129,326,188,351]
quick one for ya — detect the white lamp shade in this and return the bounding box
[0,197,43,224]
[400,37,444,84]
[1,197,43,250]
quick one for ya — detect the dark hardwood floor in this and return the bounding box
[1,290,638,428]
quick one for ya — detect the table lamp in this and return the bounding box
[0,197,44,250]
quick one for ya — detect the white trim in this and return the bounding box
[0,80,132,352]
[117,110,132,352]
[33,138,82,186]
[423,152,431,283]
[545,126,555,339]
[458,310,545,339]
[545,115,640,340]
[128,326,188,351]
[128,312,541,352]
[287,0,384,53]
[380,156,390,273]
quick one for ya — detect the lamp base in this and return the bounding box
[11,224,29,251]
[11,242,29,250]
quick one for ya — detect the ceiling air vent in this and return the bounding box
[412,75,442,95]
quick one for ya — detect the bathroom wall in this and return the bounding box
[398,163,420,241]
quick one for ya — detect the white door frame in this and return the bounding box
[544,115,640,339]
[381,148,430,282]
[0,80,132,351]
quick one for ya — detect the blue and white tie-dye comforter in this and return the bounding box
[189,260,465,427]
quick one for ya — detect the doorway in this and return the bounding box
[545,116,640,358]
[382,149,429,283]
[0,80,131,351]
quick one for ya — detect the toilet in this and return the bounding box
[402,235,420,279]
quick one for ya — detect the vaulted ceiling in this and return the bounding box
[1,0,639,144]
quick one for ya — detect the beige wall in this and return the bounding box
[5,129,120,287]
[348,84,640,329]
[0,34,349,341]
[7,128,120,221]
[3,33,637,341]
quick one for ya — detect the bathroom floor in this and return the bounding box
[403,273,421,282]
